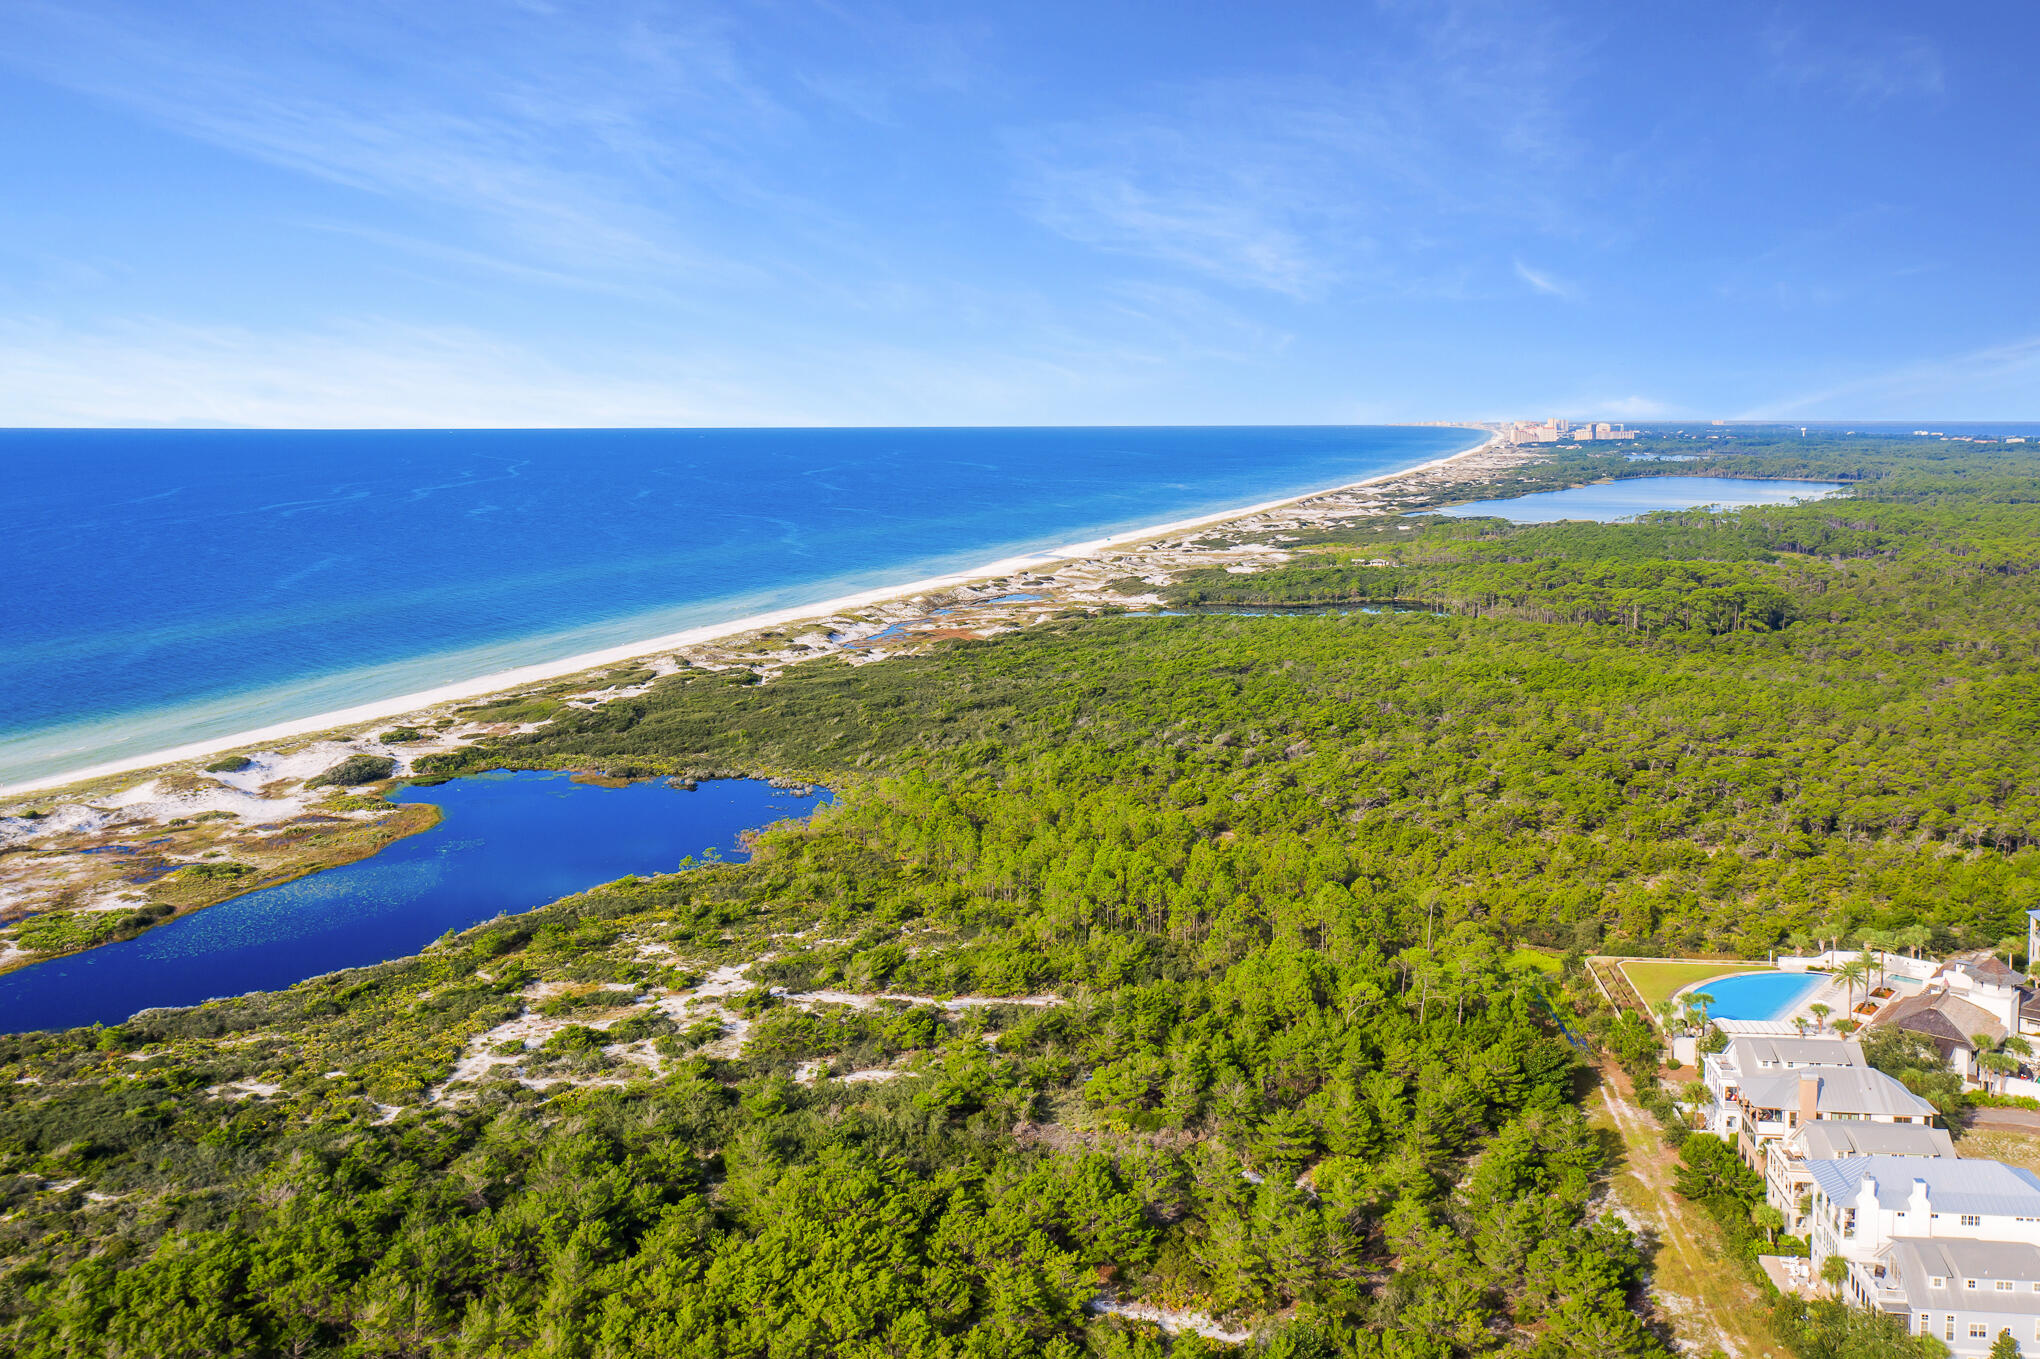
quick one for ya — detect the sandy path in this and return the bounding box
[1592,1062,1788,1359]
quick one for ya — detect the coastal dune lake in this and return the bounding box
[0,772,829,1032]
[1432,475,1843,523]
[0,425,1478,787]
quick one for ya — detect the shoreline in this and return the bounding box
[2,429,1495,798]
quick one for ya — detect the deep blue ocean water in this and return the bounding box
[0,771,827,1032]
[0,426,1476,786]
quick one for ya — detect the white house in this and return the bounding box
[1729,1066,1938,1169]
[1764,1121,1954,1233]
[1701,1035,1867,1140]
[1807,1157,2040,1271]
[1840,1238,2040,1354]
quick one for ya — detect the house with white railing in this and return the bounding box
[1728,1066,1938,1170]
[1807,1157,2040,1271]
[1841,1238,2040,1354]
[1700,1035,1866,1141]
[1764,1121,1953,1233]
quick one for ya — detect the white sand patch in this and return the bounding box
[206,1080,283,1100]
[1087,1299,1252,1344]
[73,887,148,913]
[1,804,113,848]
[434,980,678,1101]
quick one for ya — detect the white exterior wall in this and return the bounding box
[1842,1261,2040,1356]
[1810,1180,2040,1270]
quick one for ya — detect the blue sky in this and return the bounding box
[2,0,2035,426]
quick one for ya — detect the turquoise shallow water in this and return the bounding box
[1432,475,1842,523]
[1691,971,1821,1020]
[0,771,828,1032]
[0,426,1477,786]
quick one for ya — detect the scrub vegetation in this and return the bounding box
[0,434,2032,1357]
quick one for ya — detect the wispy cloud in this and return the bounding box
[0,0,925,288]
[1011,6,1590,298]
[0,318,782,427]
[1513,259,1577,300]
[1741,335,2040,419]
[1764,22,1943,103]
[0,305,1270,428]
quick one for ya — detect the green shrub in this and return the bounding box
[306,754,397,787]
[456,696,563,724]
[203,755,253,773]
[543,1024,605,1054]
[178,861,255,883]
[379,727,425,743]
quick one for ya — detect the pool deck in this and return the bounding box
[1594,955,1882,1037]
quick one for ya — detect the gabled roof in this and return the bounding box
[1942,950,2024,986]
[1720,1035,1865,1071]
[1809,1156,2040,1217]
[1872,990,2007,1047]
[1736,1067,1938,1120]
[1787,1121,1953,1161]
[1878,1239,2040,1312]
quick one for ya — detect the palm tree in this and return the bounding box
[1834,958,1870,1019]
[1689,991,1716,1028]
[1899,924,1932,959]
[1860,930,1891,989]
[1808,1002,1831,1032]
[1653,996,1680,1034]
[1792,1015,1809,1038]
[1974,1034,2033,1096]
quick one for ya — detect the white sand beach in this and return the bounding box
[1,430,1496,798]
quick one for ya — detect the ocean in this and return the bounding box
[0,426,1478,787]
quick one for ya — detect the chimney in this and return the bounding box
[1799,1073,1820,1126]
[1909,1177,1932,1234]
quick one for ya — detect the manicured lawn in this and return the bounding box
[1621,959,1769,1010]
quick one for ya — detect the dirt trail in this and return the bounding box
[1592,1062,1789,1359]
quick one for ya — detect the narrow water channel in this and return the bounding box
[0,771,829,1032]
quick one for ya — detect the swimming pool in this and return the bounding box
[1684,971,1822,1021]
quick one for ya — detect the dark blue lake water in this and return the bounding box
[0,771,828,1032]
[0,426,1477,786]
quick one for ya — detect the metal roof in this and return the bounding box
[1722,1035,1866,1071]
[1810,1156,2040,1217]
[1877,1239,2040,1314]
[1789,1122,1954,1160]
[1737,1067,1938,1119]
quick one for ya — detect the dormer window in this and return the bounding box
[1930,1276,1945,1288]
[1966,1279,1978,1290]
[1999,1281,2015,1292]
[1961,1214,1981,1227]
